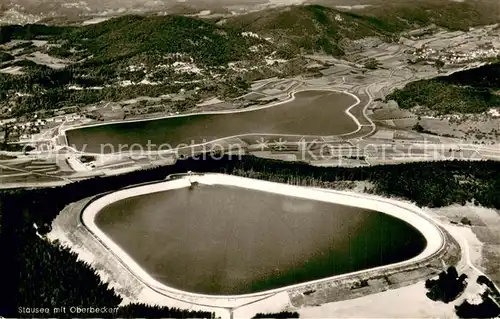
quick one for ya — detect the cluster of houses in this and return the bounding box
[0,113,84,143]
[0,113,83,127]
[45,113,83,124]
[414,46,500,65]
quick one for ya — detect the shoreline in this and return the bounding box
[60,88,364,155]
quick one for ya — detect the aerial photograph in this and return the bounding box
[1,0,500,318]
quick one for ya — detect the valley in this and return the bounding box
[1,4,500,318]
[2,15,500,184]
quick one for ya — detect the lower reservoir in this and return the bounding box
[66,90,358,153]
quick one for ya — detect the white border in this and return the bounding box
[81,173,444,307]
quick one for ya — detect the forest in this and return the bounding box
[425,266,467,303]
[455,275,500,318]
[387,62,500,114]
[0,63,250,118]
[0,15,270,118]
[0,24,73,44]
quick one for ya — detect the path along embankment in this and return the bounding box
[73,173,448,308]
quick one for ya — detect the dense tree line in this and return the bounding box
[425,266,467,303]
[387,62,500,114]
[455,275,500,318]
[2,156,500,317]
[0,51,14,62]
[456,298,500,318]
[0,24,73,44]
[115,304,215,318]
[223,156,500,209]
[440,62,500,89]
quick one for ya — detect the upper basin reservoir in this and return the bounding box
[95,183,427,295]
[66,90,358,153]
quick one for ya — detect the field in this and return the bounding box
[0,158,72,186]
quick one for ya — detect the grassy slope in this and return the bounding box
[226,5,403,57]
[387,62,500,114]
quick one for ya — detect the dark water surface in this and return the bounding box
[67,91,358,153]
[95,184,427,295]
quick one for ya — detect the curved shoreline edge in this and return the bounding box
[80,173,445,307]
[61,89,366,154]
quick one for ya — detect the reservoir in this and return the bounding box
[66,90,358,153]
[95,183,427,295]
